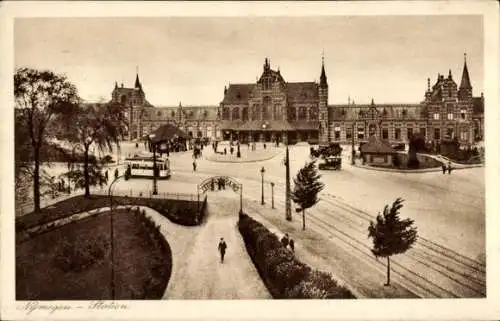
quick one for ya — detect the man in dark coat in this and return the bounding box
[442,163,446,174]
[218,237,228,263]
[447,161,452,175]
[281,233,289,248]
[289,238,295,252]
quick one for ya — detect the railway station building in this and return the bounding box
[111,54,483,146]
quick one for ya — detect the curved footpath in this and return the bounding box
[145,195,271,299]
[20,198,271,299]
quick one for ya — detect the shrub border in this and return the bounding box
[238,213,356,299]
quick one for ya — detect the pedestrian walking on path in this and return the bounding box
[442,163,446,174]
[447,161,452,175]
[193,160,197,172]
[218,237,227,263]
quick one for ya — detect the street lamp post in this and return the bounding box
[260,166,265,205]
[149,134,158,195]
[285,143,292,221]
[270,182,275,209]
[108,174,124,300]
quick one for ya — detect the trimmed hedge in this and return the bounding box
[132,207,173,299]
[16,195,206,232]
[238,213,355,299]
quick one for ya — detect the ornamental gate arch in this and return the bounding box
[198,176,243,215]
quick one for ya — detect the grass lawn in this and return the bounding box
[16,209,172,300]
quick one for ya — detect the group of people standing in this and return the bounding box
[281,233,295,252]
[442,161,453,175]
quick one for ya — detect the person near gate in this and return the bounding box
[218,237,228,263]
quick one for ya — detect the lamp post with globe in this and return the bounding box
[260,166,266,205]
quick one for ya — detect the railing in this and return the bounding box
[93,188,198,201]
[16,186,199,216]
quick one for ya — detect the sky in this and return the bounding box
[14,16,483,106]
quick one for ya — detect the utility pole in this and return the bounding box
[285,142,292,221]
[351,122,356,165]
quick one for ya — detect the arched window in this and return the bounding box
[309,107,318,120]
[262,105,270,120]
[242,107,249,121]
[121,95,128,105]
[273,105,279,120]
[222,107,230,120]
[171,110,175,117]
[232,108,240,120]
[252,105,260,120]
[157,111,162,117]
[287,107,296,121]
[298,107,307,120]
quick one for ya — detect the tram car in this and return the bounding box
[124,155,171,179]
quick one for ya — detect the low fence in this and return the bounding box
[93,189,198,202]
[16,187,199,217]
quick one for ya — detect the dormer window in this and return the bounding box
[171,110,175,117]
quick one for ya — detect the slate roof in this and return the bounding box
[360,136,397,154]
[222,84,255,104]
[143,106,219,121]
[472,97,484,115]
[286,82,319,102]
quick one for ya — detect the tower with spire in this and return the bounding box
[423,53,478,143]
[318,52,329,144]
[110,69,152,140]
[458,53,473,101]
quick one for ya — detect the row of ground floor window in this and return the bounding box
[131,121,479,144]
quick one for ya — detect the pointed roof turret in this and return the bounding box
[135,73,142,90]
[320,54,327,87]
[460,53,472,89]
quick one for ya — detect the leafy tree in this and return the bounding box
[368,198,418,286]
[14,68,80,212]
[291,160,325,230]
[64,158,108,191]
[58,101,127,197]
